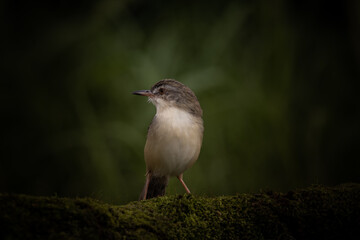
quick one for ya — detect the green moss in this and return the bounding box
[1,183,359,239]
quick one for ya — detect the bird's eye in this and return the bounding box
[159,88,165,94]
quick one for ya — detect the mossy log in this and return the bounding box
[1,184,359,239]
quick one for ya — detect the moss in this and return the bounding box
[1,183,359,239]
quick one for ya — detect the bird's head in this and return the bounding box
[133,79,202,117]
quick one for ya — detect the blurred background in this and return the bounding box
[1,0,359,204]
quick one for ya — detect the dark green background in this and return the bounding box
[2,0,359,203]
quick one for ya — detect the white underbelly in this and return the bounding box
[144,108,203,177]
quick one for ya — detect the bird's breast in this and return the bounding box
[144,107,203,177]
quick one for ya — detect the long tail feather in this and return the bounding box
[139,175,169,200]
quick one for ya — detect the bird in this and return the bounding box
[133,79,204,200]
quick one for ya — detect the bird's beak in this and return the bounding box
[132,90,153,97]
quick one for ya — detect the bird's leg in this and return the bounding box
[177,174,191,194]
[142,172,151,200]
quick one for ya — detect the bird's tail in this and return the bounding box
[139,175,169,200]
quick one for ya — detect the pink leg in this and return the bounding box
[142,172,151,200]
[177,174,191,194]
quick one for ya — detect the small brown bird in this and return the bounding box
[133,79,204,200]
